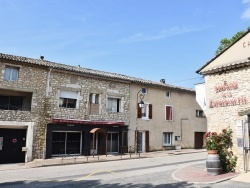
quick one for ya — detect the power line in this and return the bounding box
[168,77,204,83]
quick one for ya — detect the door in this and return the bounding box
[195,132,204,149]
[138,132,145,152]
[107,132,119,153]
[0,128,26,164]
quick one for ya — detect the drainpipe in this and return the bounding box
[46,68,52,97]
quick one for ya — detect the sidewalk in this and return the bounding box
[0,149,249,184]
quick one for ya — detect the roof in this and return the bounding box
[0,52,195,93]
[197,58,250,75]
[196,29,250,75]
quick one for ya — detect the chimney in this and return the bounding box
[160,79,166,84]
[40,56,44,60]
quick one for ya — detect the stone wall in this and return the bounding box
[0,60,48,159]
[205,66,250,171]
[46,70,130,123]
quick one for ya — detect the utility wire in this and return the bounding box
[168,77,204,83]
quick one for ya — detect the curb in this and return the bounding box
[171,164,240,184]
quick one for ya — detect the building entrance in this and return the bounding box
[0,128,26,164]
[107,132,119,153]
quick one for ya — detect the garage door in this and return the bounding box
[0,128,26,164]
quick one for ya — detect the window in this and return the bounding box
[138,103,152,119]
[89,93,99,104]
[89,93,100,115]
[59,90,78,108]
[0,95,23,110]
[166,91,171,98]
[165,105,173,121]
[107,97,120,112]
[163,132,173,145]
[4,66,19,81]
[196,110,205,117]
[141,103,152,119]
[141,88,147,94]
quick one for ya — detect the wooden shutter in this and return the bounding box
[166,106,172,120]
[145,131,149,152]
[137,103,142,118]
[149,104,152,119]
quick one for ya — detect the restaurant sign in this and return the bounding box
[210,82,247,108]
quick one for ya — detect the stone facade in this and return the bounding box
[197,30,250,172]
[0,59,48,161]
[0,52,207,164]
[0,55,131,163]
[46,70,130,122]
[203,67,250,171]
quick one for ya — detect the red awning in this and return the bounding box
[51,118,125,125]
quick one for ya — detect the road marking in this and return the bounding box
[77,170,124,181]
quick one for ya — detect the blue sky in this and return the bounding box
[1,0,250,89]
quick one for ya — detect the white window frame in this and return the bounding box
[107,97,121,113]
[141,102,149,120]
[196,110,205,117]
[141,87,147,94]
[165,105,173,121]
[163,132,173,146]
[59,90,79,109]
[89,93,100,104]
[166,91,171,98]
[4,66,19,81]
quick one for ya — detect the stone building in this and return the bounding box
[196,29,250,171]
[0,52,207,164]
[129,81,207,152]
[0,53,130,163]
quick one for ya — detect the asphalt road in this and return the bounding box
[0,152,249,187]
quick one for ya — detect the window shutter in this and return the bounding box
[137,103,142,118]
[145,131,149,152]
[149,104,152,119]
[166,106,172,120]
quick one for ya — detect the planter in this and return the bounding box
[206,152,221,175]
[207,150,218,154]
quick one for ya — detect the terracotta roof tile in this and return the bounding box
[0,53,194,92]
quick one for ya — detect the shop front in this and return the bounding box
[45,118,128,158]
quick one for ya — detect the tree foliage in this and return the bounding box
[215,27,250,55]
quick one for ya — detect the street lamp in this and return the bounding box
[135,90,144,154]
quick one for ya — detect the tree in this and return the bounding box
[215,27,250,55]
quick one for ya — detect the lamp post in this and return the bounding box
[135,90,144,154]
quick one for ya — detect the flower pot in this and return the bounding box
[206,153,221,175]
[207,150,218,154]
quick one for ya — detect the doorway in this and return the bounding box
[108,132,119,153]
[194,132,204,149]
[0,128,26,164]
[138,132,145,152]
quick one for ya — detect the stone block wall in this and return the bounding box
[46,71,130,124]
[205,67,250,171]
[0,60,48,159]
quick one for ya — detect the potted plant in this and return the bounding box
[204,131,220,154]
[204,128,238,173]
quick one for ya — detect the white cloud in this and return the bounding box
[241,7,250,19]
[117,26,205,44]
